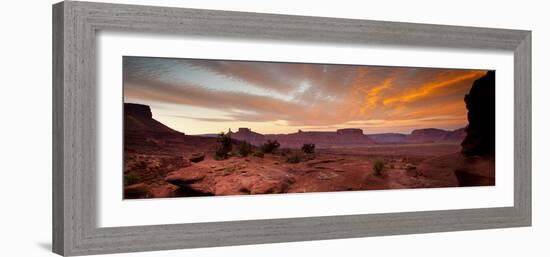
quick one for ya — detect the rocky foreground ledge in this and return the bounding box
[124,143,494,199]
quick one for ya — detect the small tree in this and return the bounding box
[238,141,253,157]
[373,159,384,176]
[301,143,315,154]
[214,132,232,160]
[260,140,280,153]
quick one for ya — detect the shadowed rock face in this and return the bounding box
[461,71,496,156]
[125,103,152,119]
[125,103,178,135]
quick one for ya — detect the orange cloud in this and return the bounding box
[383,71,486,105]
[359,78,393,114]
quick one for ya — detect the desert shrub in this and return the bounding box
[253,151,264,158]
[214,132,232,160]
[124,173,140,186]
[238,141,253,157]
[286,154,302,164]
[301,143,315,154]
[260,140,280,153]
[373,159,384,176]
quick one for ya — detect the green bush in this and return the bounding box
[373,159,384,176]
[238,141,253,157]
[260,140,280,153]
[124,173,140,186]
[301,143,315,154]
[214,132,232,160]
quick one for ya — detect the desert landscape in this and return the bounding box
[123,57,495,199]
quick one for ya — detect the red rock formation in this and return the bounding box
[229,127,375,148]
[455,71,496,186]
[123,103,218,197]
[230,126,466,147]
[227,128,265,146]
[125,103,180,135]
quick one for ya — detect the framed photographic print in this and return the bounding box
[53,1,531,256]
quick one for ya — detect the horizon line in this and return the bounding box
[184,126,467,136]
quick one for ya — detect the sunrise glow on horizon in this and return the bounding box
[123,56,489,135]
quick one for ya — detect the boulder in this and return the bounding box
[165,164,294,196]
[165,166,209,186]
[189,153,205,163]
[165,166,215,196]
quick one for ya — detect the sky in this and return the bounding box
[123,56,489,135]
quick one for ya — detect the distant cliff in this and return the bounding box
[366,128,465,144]
[124,103,466,149]
[406,128,466,143]
[125,103,180,135]
[228,127,465,148]
[124,103,188,155]
[229,127,374,148]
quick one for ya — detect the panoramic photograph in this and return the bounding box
[122,56,495,199]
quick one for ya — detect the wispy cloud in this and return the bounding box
[124,56,489,134]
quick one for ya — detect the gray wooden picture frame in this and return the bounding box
[52,1,531,256]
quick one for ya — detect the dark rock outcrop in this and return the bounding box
[125,103,180,135]
[189,153,205,163]
[461,71,495,156]
[125,103,152,119]
[123,103,220,198]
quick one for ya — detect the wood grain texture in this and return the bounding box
[52,2,65,255]
[52,1,532,256]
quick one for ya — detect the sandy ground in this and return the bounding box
[124,142,494,199]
